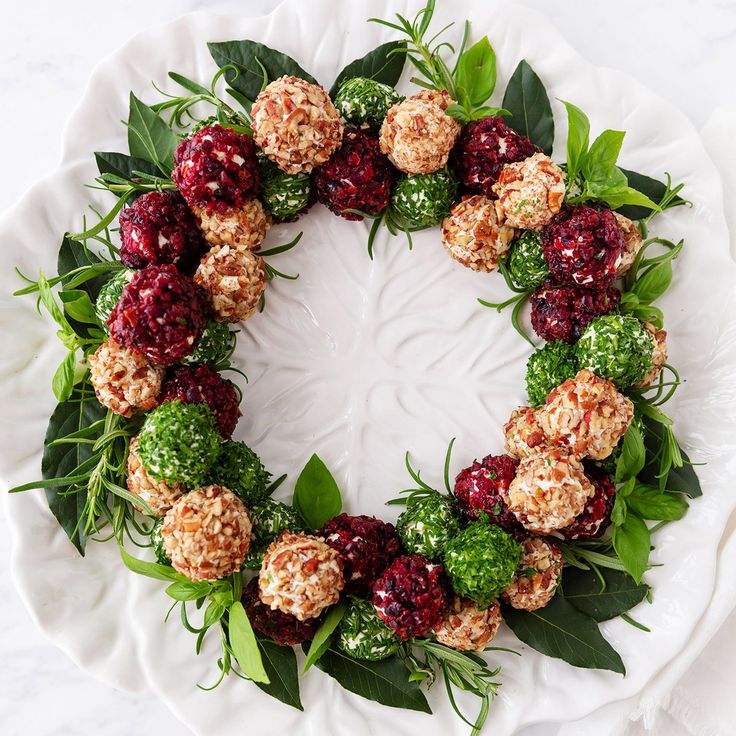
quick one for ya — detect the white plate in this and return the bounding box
[2,1,736,734]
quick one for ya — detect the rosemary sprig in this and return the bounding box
[386,438,456,506]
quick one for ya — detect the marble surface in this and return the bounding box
[1,1,735,734]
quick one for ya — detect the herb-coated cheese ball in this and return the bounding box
[192,199,271,251]
[443,521,521,606]
[372,554,448,640]
[194,244,267,323]
[433,595,502,652]
[561,465,616,540]
[334,77,403,129]
[506,448,594,534]
[207,440,271,506]
[503,536,563,610]
[396,492,460,559]
[636,322,668,388]
[259,532,344,621]
[576,314,654,388]
[492,153,565,231]
[391,168,458,228]
[503,406,549,459]
[337,597,401,661]
[95,269,135,328]
[441,194,516,272]
[127,437,183,516]
[525,340,579,407]
[506,230,549,290]
[150,517,171,565]
[251,75,343,174]
[162,485,251,581]
[185,320,236,369]
[538,370,634,460]
[242,499,302,570]
[613,211,644,277]
[258,154,312,222]
[137,400,221,487]
[88,339,164,418]
[379,89,461,174]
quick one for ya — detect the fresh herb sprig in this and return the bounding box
[386,437,456,506]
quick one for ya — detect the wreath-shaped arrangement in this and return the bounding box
[11,1,701,732]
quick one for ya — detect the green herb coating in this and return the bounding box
[577,314,654,388]
[242,498,302,569]
[258,154,312,221]
[526,340,579,407]
[337,597,401,661]
[444,520,521,605]
[396,492,460,559]
[207,440,271,506]
[137,400,221,487]
[333,77,403,129]
[391,169,458,228]
[150,517,171,566]
[185,320,236,368]
[506,230,549,289]
[95,269,134,328]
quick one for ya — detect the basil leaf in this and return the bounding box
[583,129,625,183]
[94,152,161,197]
[612,514,651,584]
[562,567,649,622]
[255,636,303,710]
[626,484,688,521]
[330,41,407,98]
[502,59,554,155]
[119,545,187,582]
[52,350,77,403]
[312,647,432,713]
[303,602,346,673]
[611,493,627,526]
[59,290,98,326]
[165,581,214,601]
[615,421,646,483]
[127,93,178,174]
[502,593,625,674]
[208,40,317,102]
[640,419,702,498]
[632,260,672,304]
[228,601,270,683]
[560,100,590,181]
[618,168,685,220]
[454,36,497,109]
[203,598,228,629]
[293,454,342,529]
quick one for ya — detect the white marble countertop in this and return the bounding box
[1,1,735,734]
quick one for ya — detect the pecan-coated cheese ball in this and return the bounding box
[379,89,461,174]
[538,369,634,460]
[492,153,565,231]
[251,76,343,174]
[503,536,563,610]
[433,596,502,652]
[194,245,267,323]
[503,407,549,459]
[192,199,271,250]
[126,437,183,516]
[162,486,252,581]
[506,448,595,534]
[613,211,645,277]
[259,532,344,621]
[636,322,668,388]
[88,340,164,418]
[441,194,516,272]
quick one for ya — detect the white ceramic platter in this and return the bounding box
[2,1,736,734]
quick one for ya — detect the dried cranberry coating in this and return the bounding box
[530,281,620,344]
[453,454,520,530]
[108,264,208,366]
[118,190,207,273]
[453,116,540,196]
[372,554,448,640]
[313,128,394,221]
[159,365,240,439]
[319,513,401,596]
[242,578,319,646]
[542,205,626,287]
[173,125,260,212]
[562,465,616,540]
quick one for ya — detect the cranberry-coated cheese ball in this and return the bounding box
[492,153,566,231]
[613,211,645,277]
[636,322,668,388]
[88,340,164,417]
[251,76,343,175]
[379,89,461,175]
[162,486,252,581]
[506,448,595,534]
[503,536,563,610]
[504,407,549,459]
[126,437,183,516]
[538,369,634,460]
[433,596,502,652]
[192,199,271,250]
[194,245,267,323]
[259,532,344,621]
[441,194,516,272]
